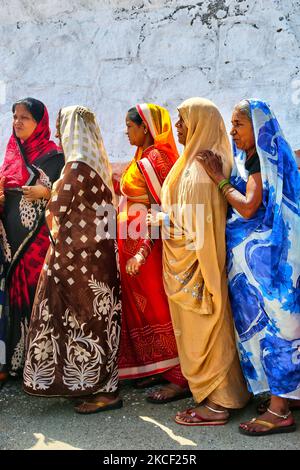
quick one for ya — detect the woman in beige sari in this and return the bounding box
[149,97,249,425]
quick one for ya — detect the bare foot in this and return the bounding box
[147,383,191,403]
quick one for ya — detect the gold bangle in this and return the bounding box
[134,252,146,264]
[222,183,231,194]
[221,183,232,191]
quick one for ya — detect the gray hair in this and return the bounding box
[234,100,251,120]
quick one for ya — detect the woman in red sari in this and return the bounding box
[118,103,190,402]
[0,98,64,379]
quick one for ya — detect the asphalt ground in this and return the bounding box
[0,378,299,451]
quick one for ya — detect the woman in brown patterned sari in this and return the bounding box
[23,106,122,414]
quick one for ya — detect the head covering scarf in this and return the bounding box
[136,103,178,162]
[0,98,60,188]
[58,105,115,200]
[161,97,233,304]
[121,103,178,203]
[227,99,300,397]
[161,97,232,209]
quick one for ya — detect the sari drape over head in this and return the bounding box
[118,103,187,386]
[0,100,64,373]
[0,106,60,188]
[160,97,249,407]
[23,106,121,396]
[227,99,300,399]
[120,103,178,205]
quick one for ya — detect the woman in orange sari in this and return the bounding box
[118,103,190,402]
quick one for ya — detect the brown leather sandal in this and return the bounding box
[74,397,123,415]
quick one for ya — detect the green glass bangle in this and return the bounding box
[218,178,230,190]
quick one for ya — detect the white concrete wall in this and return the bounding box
[0,0,300,162]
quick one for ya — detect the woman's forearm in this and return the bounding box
[220,174,263,219]
[222,186,259,218]
[197,152,263,219]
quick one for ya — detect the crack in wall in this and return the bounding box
[137,22,147,57]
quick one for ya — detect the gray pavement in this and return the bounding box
[0,379,299,450]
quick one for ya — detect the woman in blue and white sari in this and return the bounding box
[197,99,300,436]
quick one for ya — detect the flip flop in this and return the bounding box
[74,398,123,415]
[146,387,192,404]
[239,418,296,436]
[174,408,228,426]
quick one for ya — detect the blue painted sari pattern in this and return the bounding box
[227,99,300,398]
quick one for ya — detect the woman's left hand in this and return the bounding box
[196,150,225,184]
[22,184,51,202]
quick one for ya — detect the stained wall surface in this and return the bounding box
[0,0,300,160]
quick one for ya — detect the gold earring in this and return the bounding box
[144,129,147,134]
